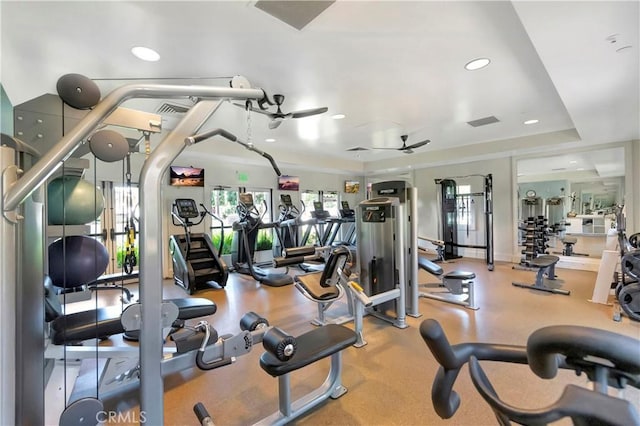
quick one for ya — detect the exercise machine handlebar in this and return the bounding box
[193,403,215,426]
[186,128,282,176]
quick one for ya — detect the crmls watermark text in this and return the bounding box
[96,411,147,423]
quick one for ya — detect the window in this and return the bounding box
[322,191,339,218]
[457,185,477,231]
[211,188,239,255]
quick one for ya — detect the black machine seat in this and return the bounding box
[294,273,340,300]
[418,257,475,280]
[294,246,350,301]
[528,254,559,269]
[444,271,476,280]
[261,274,295,288]
[45,276,216,344]
[260,324,356,377]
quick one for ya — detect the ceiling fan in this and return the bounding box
[374,134,431,154]
[240,94,328,129]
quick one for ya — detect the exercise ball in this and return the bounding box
[48,236,109,289]
[48,176,104,225]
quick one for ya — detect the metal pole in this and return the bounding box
[407,186,420,317]
[138,100,222,425]
[485,174,495,271]
[0,146,17,426]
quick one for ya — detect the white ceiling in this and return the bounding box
[1,1,638,175]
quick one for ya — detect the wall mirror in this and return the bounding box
[516,146,625,260]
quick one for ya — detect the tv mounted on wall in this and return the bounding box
[278,175,300,191]
[169,166,205,187]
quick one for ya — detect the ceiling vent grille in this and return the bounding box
[467,116,500,127]
[346,146,369,151]
[156,102,190,114]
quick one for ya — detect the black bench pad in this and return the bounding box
[295,272,340,301]
[418,257,444,276]
[529,255,560,269]
[51,298,216,345]
[260,324,356,377]
[444,271,476,280]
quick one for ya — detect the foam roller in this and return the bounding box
[263,327,297,362]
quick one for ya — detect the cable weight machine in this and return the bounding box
[435,174,494,271]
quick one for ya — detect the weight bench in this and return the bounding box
[512,255,569,295]
[293,246,354,325]
[45,276,217,344]
[418,257,478,309]
[560,236,588,257]
[258,324,357,425]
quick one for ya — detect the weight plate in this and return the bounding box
[621,250,640,281]
[618,283,640,321]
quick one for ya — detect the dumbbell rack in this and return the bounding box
[516,216,550,268]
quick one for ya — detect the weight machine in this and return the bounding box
[435,174,494,271]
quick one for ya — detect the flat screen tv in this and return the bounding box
[169,166,205,187]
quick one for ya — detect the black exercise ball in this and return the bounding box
[48,235,109,289]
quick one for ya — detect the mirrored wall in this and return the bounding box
[516,146,625,259]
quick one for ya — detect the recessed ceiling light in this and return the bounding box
[131,46,160,62]
[464,58,490,71]
[524,119,539,125]
[569,160,577,164]
[331,113,346,120]
[577,168,585,171]
[265,138,276,143]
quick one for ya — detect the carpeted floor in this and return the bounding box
[54,258,640,425]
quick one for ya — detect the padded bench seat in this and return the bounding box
[260,324,357,377]
[50,297,216,345]
[418,257,475,280]
[444,271,476,280]
[295,272,340,301]
[528,254,559,269]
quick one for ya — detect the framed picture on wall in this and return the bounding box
[278,175,300,191]
[344,180,360,194]
[169,166,205,187]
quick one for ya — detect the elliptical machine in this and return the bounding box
[231,193,293,287]
[169,199,229,294]
[276,194,304,249]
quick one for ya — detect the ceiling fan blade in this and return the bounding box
[290,107,328,119]
[269,119,283,130]
[372,147,402,150]
[405,139,430,150]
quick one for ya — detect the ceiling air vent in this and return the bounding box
[346,146,369,152]
[156,102,190,114]
[255,0,335,30]
[467,116,500,127]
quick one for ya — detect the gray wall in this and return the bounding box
[1,84,13,134]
